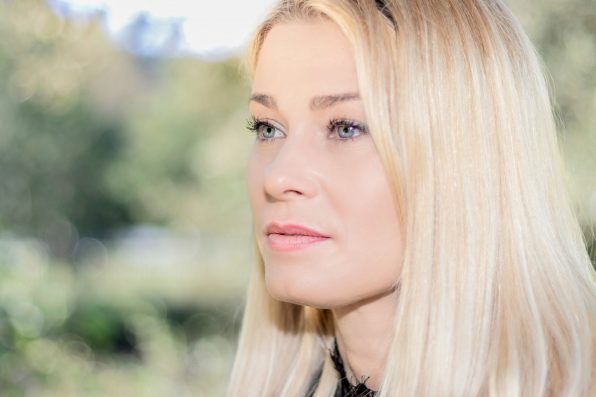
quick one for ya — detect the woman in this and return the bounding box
[228,0,596,396]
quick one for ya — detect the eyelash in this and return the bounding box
[245,115,368,143]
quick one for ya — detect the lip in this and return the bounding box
[266,222,329,237]
[265,222,331,252]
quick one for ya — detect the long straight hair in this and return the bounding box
[227,1,596,396]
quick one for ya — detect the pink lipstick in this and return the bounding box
[265,222,331,252]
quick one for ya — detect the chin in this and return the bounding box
[264,272,364,309]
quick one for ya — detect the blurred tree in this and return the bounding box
[0,0,253,254]
[104,57,252,233]
[0,0,139,249]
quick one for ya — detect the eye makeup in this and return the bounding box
[245,115,368,142]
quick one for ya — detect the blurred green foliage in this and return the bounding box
[0,0,594,396]
[0,236,243,396]
[0,0,253,246]
[0,0,253,395]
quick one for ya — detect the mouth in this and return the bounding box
[265,222,331,252]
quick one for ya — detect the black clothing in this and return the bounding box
[307,339,377,397]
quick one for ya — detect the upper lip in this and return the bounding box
[265,222,330,238]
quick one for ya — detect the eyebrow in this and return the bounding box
[249,92,360,111]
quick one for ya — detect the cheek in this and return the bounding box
[349,168,402,257]
[336,169,403,297]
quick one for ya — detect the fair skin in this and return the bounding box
[246,19,404,390]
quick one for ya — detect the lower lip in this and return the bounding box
[267,233,330,252]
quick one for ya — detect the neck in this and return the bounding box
[332,286,399,391]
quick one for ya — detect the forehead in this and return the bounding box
[252,19,359,98]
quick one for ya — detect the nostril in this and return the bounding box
[263,171,317,201]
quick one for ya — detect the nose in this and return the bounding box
[263,133,320,201]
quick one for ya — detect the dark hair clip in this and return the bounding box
[374,0,396,27]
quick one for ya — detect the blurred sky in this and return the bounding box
[48,0,278,60]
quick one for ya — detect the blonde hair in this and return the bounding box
[227,1,596,396]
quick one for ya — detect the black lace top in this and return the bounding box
[307,339,377,397]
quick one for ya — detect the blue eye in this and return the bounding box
[327,118,368,141]
[255,122,278,140]
[245,116,284,141]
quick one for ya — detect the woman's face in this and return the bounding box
[246,19,403,308]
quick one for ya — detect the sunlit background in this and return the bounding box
[0,0,594,396]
